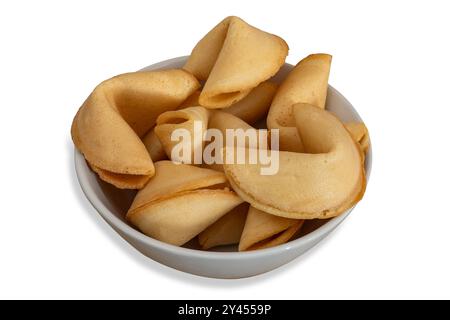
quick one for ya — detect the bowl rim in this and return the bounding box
[74,56,372,260]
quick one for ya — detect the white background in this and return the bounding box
[1,0,449,299]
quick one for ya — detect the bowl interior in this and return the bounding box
[76,56,371,253]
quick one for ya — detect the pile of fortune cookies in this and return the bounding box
[71,16,369,251]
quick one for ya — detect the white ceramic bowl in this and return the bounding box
[74,56,372,279]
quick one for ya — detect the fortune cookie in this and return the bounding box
[179,90,201,109]
[198,203,249,250]
[127,161,243,246]
[71,69,200,189]
[209,110,252,132]
[345,122,370,154]
[154,106,210,163]
[184,16,288,108]
[239,206,303,251]
[205,111,268,172]
[223,103,366,219]
[142,129,167,162]
[221,82,277,124]
[180,82,277,125]
[267,54,332,152]
[208,111,268,148]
